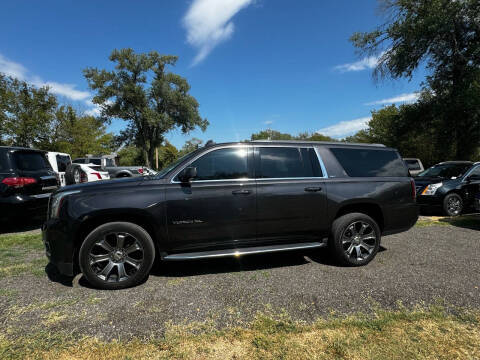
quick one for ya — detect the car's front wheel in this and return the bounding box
[330,213,381,266]
[79,222,155,290]
[443,193,463,216]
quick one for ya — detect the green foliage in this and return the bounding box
[350,0,480,161]
[84,48,208,167]
[0,75,57,147]
[178,137,203,157]
[117,146,143,166]
[251,130,336,142]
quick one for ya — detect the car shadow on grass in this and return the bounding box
[438,214,480,231]
[45,262,75,287]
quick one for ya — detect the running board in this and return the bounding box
[161,241,326,261]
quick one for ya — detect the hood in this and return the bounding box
[56,176,144,194]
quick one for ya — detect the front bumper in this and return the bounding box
[42,219,76,276]
[416,194,443,209]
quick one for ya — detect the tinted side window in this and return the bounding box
[257,147,314,178]
[56,155,71,172]
[190,147,248,181]
[0,151,10,171]
[405,159,421,170]
[13,152,50,171]
[330,148,408,177]
[73,158,85,164]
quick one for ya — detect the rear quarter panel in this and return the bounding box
[325,177,418,234]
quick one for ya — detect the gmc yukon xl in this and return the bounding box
[43,141,419,289]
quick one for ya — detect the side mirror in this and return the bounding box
[178,167,197,183]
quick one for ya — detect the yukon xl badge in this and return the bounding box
[172,219,204,225]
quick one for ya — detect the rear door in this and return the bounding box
[254,146,328,243]
[11,151,58,196]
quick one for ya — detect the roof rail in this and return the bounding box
[247,140,386,147]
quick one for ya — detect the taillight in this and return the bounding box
[91,172,102,180]
[410,178,416,201]
[80,171,88,183]
[2,177,37,188]
[138,168,144,174]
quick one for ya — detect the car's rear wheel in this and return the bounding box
[443,193,463,216]
[330,213,380,266]
[79,222,155,290]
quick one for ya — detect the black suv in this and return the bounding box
[0,147,59,222]
[414,161,480,216]
[43,141,418,289]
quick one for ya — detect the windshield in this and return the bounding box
[417,163,471,179]
[155,151,198,178]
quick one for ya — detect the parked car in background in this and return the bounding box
[43,140,418,289]
[46,152,71,187]
[1,146,59,222]
[403,158,424,176]
[415,161,480,216]
[65,162,110,185]
[73,155,145,179]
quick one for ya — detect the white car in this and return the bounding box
[404,158,425,176]
[66,160,110,185]
[46,152,71,187]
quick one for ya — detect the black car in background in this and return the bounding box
[43,141,418,289]
[415,161,480,216]
[0,147,59,223]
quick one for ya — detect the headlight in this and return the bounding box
[49,190,80,219]
[421,182,443,196]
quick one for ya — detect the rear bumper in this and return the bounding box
[383,202,419,236]
[42,219,75,276]
[0,193,50,220]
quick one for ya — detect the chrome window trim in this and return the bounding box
[170,144,329,184]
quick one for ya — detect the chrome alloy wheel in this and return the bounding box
[447,197,461,215]
[341,221,377,261]
[88,232,144,282]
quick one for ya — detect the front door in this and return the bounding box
[165,146,256,251]
[255,146,328,242]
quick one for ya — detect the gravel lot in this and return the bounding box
[0,220,479,341]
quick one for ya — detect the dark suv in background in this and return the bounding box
[0,147,59,223]
[415,161,480,216]
[43,141,418,289]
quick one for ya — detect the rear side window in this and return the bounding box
[0,151,10,171]
[330,148,408,177]
[405,159,421,171]
[189,147,248,181]
[13,152,51,171]
[257,147,321,178]
[56,155,71,172]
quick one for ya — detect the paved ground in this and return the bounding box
[0,221,479,341]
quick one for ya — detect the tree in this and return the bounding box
[47,105,115,159]
[350,0,480,160]
[157,141,179,169]
[178,137,203,157]
[117,146,143,166]
[0,75,57,147]
[84,49,208,167]
[251,129,336,142]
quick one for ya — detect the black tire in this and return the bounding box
[79,222,155,290]
[65,164,81,185]
[329,212,381,266]
[443,193,463,216]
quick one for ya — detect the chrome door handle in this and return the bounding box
[232,189,251,195]
[304,186,322,192]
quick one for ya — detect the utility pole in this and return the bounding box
[155,147,159,170]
